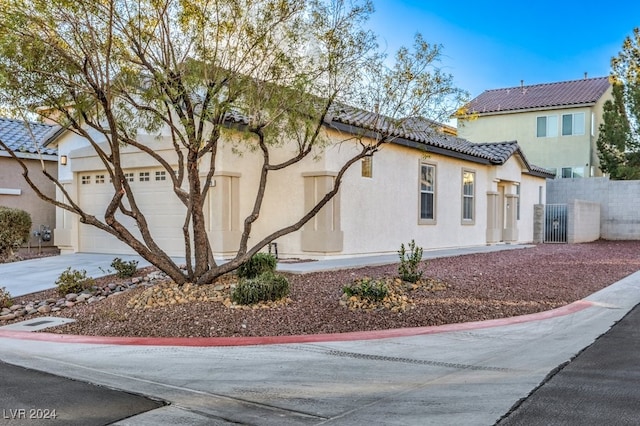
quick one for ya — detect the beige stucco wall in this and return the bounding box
[457,85,612,178]
[54,125,548,259]
[0,154,57,249]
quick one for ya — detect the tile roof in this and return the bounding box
[329,106,554,177]
[464,77,611,115]
[0,117,59,155]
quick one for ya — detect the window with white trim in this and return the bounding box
[561,167,584,178]
[81,175,91,185]
[155,170,166,181]
[516,184,521,220]
[124,172,134,182]
[536,115,558,137]
[419,163,436,222]
[95,175,105,184]
[561,112,585,136]
[462,170,475,222]
[139,171,150,182]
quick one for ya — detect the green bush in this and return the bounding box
[55,267,95,295]
[232,271,290,305]
[237,252,277,279]
[0,286,12,309]
[343,277,388,302]
[398,239,424,283]
[111,257,138,278]
[0,207,32,259]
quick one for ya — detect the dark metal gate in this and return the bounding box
[545,204,567,243]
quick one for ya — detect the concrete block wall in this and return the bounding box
[567,200,600,243]
[547,177,640,240]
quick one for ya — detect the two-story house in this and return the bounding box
[456,76,612,178]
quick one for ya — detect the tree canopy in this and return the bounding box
[597,27,640,180]
[0,0,467,284]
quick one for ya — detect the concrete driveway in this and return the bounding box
[0,253,154,297]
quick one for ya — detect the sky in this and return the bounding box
[367,1,640,98]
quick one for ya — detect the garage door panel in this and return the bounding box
[78,169,187,256]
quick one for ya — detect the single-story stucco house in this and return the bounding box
[49,108,553,260]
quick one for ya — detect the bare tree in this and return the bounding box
[0,0,467,285]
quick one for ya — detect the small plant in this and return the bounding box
[0,286,12,309]
[398,239,424,283]
[55,267,95,295]
[232,271,290,305]
[237,253,277,279]
[343,277,388,302]
[111,257,138,278]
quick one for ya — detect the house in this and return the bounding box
[456,76,612,179]
[0,117,60,251]
[50,108,553,260]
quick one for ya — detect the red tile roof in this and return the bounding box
[465,77,611,115]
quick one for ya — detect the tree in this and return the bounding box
[0,0,467,285]
[597,27,640,179]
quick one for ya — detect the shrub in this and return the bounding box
[398,239,424,283]
[232,271,290,305]
[343,277,388,302]
[237,252,277,279]
[111,257,138,278]
[55,267,95,295]
[0,207,32,260]
[0,286,12,309]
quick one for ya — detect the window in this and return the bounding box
[419,163,436,222]
[536,115,558,137]
[462,170,475,222]
[81,175,91,185]
[516,184,521,220]
[95,175,105,184]
[561,167,584,178]
[155,171,166,181]
[361,156,372,178]
[139,171,150,182]
[124,172,134,182]
[561,112,585,136]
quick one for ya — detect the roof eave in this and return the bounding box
[466,101,600,117]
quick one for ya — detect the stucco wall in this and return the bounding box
[567,199,600,243]
[547,177,640,240]
[0,155,57,248]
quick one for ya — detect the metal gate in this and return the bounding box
[545,204,567,243]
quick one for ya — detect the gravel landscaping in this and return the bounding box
[3,240,640,338]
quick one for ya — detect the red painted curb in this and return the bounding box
[0,300,595,347]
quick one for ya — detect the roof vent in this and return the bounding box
[584,72,588,79]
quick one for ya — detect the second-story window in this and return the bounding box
[562,112,585,136]
[536,115,558,137]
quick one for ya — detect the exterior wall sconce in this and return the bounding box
[60,155,68,166]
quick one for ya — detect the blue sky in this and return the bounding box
[368,1,640,98]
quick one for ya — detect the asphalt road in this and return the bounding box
[498,303,640,425]
[0,361,165,426]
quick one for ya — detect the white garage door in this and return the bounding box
[77,169,187,256]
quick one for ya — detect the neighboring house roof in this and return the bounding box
[464,76,611,115]
[0,117,60,156]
